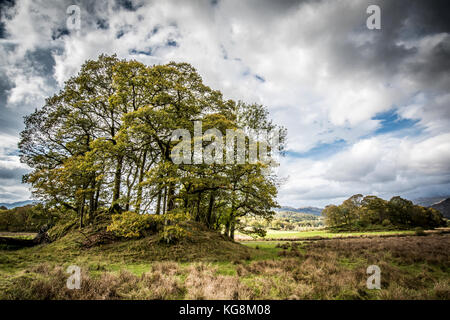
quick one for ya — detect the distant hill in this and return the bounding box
[0,200,36,209]
[276,206,323,216]
[430,198,450,218]
[276,210,322,221]
[413,196,450,207]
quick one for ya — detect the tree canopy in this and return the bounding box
[19,54,286,240]
[322,194,446,231]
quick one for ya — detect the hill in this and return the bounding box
[430,198,450,218]
[276,206,323,215]
[276,210,322,222]
[0,221,254,266]
[0,200,36,209]
[413,196,450,207]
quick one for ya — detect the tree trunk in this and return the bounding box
[225,220,231,238]
[94,181,101,212]
[79,194,85,228]
[162,186,167,214]
[230,221,235,240]
[112,154,123,204]
[135,150,147,213]
[167,183,175,212]
[195,192,202,222]
[155,188,162,215]
[88,190,95,222]
[206,192,215,228]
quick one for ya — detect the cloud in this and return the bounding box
[0,0,449,205]
[278,132,450,206]
[0,133,30,202]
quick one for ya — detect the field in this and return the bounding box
[0,226,449,300]
[236,229,415,240]
[0,232,36,240]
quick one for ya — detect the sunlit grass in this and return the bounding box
[239,229,415,240]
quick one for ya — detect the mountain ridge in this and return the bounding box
[276,206,323,215]
[430,198,450,218]
[0,200,36,209]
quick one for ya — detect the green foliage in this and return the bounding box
[240,227,267,239]
[47,219,77,241]
[107,211,163,238]
[0,204,54,232]
[239,211,323,234]
[160,225,188,244]
[322,194,447,231]
[18,54,285,240]
[159,210,190,243]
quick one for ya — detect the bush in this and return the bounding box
[414,227,426,236]
[159,210,190,244]
[160,225,188,244]
[107,211,163,238]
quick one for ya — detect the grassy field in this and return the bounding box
[0,232,36,240]
[236,229,415,240]
[0,226,449,300]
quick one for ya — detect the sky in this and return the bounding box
[0,0,449,207]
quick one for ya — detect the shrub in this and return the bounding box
[159,210,190,243]
[414,227,426,236]
[160,225,188,244]
[107,211,162,238]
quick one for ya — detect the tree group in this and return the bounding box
[322,194,446,230]
[19,55,285,239]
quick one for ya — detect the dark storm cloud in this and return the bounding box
[0,68,13,108]
[0,0,15,38]
[25,48,57,78]
[315,0,450,93]
[407,35,450,92]
[115,0,142,11]
[402,0,450,36]
[0,68,21,135]
[0,166,28,180]
[377,0,450,77]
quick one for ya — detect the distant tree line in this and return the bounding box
[269,211,323,230]
[322,194,446,231]
[19,55,286,240]
[238,212,323,238]
[0,204,52,232]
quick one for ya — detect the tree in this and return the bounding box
[19,55,285,239]
[323,194,446,230]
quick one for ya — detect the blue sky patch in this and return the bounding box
[373,109,420,135]
[286,139,348,159]
[129,48,152,56]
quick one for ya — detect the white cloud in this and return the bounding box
[278,132,450,207]
[0,0,449,205]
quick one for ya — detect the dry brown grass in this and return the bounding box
[0,262,185,300]
[304,233,450,267]
[185,263,253,299]
[1,234,448,299]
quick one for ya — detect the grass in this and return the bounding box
[238,229,415,240]
[0,224,449,300]
[0,223,254,274]
[0,232,36,240]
